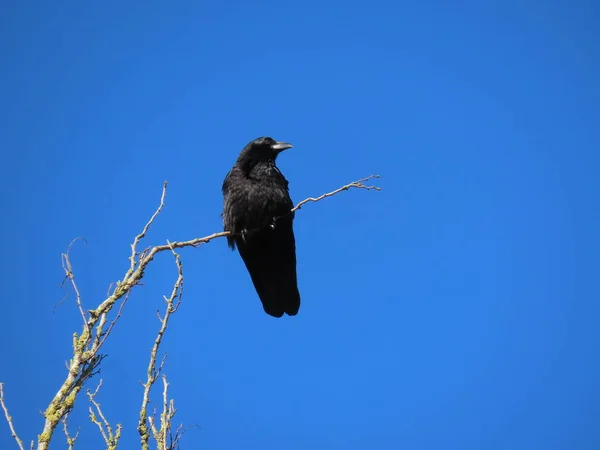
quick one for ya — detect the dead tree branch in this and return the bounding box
[61,413,80,450]
[0,383,25,450]
[61,237,89,329]
[87,380,122,450]
[291,174,381,213]
[14,175,380,449]
[138,244,184,450]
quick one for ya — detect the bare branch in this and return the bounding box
[61,237,88,328]
[87,380,122,450]
[0,383,25,450]
[34,175,381,449]
[161,376,170,449]
[61,414,79,450]
[160,374,183,450]
[138,243,184,450]
[145,375,183,450]
[291,174,381,213]
[126,181,168,280]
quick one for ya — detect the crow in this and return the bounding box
[222,136,301,318]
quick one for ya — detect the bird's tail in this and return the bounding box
[237,229,300,318]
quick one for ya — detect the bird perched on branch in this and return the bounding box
[222,136,301,318]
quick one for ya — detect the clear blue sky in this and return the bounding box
[1,1,599,449]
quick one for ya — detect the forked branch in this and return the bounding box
[291,174,381,213]
[87,380,122,450]
[61,414,80,450]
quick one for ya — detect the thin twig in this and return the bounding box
[291,174,381,213]
[61,237,88,328]
[126,181,168,280]
[0,383,25,450]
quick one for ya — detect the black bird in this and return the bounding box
[222,136,301,318]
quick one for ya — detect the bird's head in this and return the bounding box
[239,136,293,162]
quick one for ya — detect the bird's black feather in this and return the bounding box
[222,136,301,317]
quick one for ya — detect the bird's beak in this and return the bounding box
[271,141,293,152]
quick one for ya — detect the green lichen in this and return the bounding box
[38,429,52,443]
[40,387,79,443]
[77,330,89,351]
